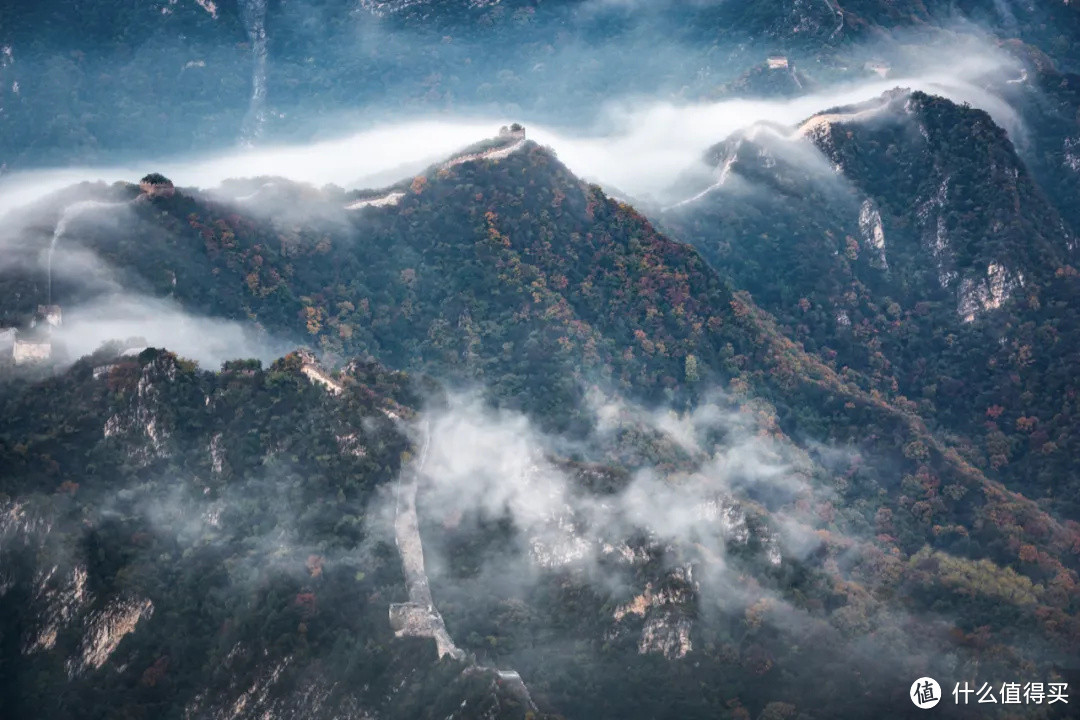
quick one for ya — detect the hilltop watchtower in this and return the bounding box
[13,336,51,365]
[36,304,62,327]
[499,123,526,140]
[139,173,175,198]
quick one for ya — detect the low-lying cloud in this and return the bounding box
[54,293,290,370]
[0,35,1026,216]
[415,390,819,597]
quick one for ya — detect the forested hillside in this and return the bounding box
[6,0,1080,715]
[3,137,1079,718]
[664,89,1080,519]
[0,348,550,719]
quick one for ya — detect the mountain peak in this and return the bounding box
[5,6,1080,719]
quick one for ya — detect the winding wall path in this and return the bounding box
[389,421,537,713]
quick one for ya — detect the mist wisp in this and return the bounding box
[0,34,1030,219]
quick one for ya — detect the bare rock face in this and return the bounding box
[611,566,697,660]
[858,199,888,270]
[67,597,155,677]
[1066,137,1080,174]
[356,0,503,17]
[102,350,184,466]
[957,263,1025,323]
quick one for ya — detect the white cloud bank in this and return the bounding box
[52,293,288,369]
[0,38,1023,216]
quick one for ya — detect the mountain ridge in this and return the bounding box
[3,111,1080,718]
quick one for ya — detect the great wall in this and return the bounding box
[345,126,527,212]
[291,354,538,711]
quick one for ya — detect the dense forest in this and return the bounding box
[0,348,548,719]
[2,126,1079,717]
[665,89,1080,518]
[3,0,1080,717]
